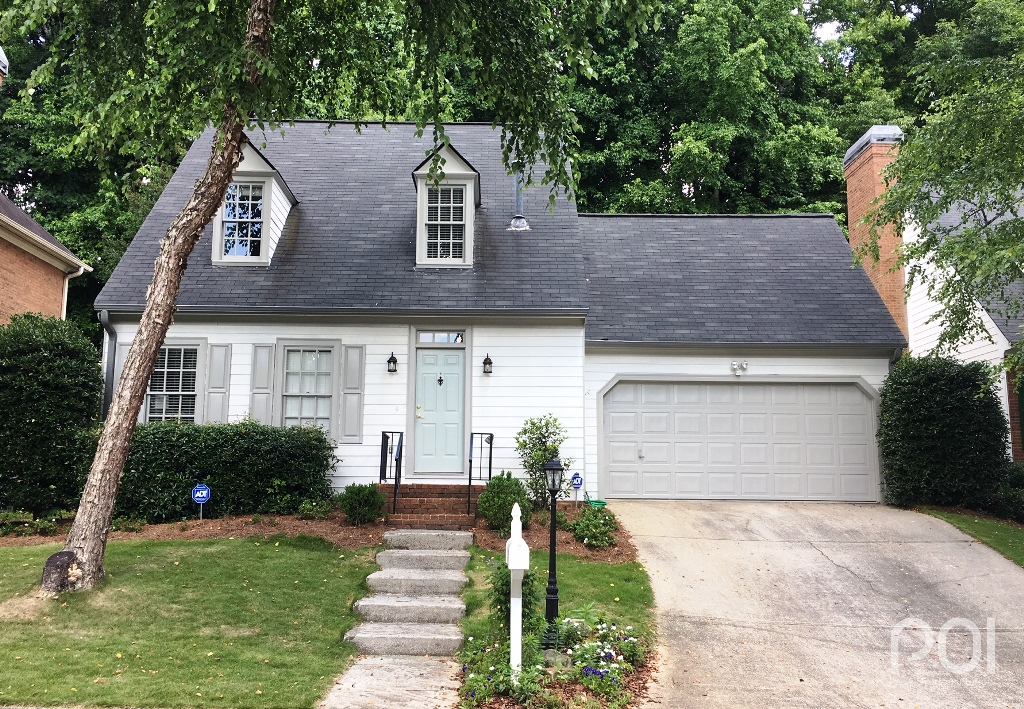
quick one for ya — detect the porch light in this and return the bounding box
[483,354,493,374]
[387,352,398,373]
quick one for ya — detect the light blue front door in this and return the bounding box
[415,349,465,473]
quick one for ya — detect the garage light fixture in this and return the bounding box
[731,360,748,376]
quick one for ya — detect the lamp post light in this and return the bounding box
[543,456,564,648]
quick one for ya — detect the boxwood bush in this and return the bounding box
[878,355,1010,508]
[117,421,335,522]
[477,471,531,537]
[0,314,102,515]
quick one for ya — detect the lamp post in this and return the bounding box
[543,456,564,648]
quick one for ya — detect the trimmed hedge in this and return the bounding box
[0,314,102,515]
[477,471,532,537]
[878,356,1009,508]
[117,421,335,522]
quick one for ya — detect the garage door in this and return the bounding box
[603,382,878,501]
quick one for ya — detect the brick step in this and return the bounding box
[344,622,463,656]
[376,549,470,571]
[354,594,466,624]
[387,497,480,515]
[379,483,486,499]
[383,529,474,551]
[387,513,477,531]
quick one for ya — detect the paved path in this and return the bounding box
[614,501,1024,708]
[319,656,459,709]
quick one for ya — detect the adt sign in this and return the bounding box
[191,484,211,504]
[570,473,583,490]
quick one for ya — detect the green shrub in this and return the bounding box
[878,356,1010,508]
[117,421,335,522]
[110,516,144,532]
[336,483,386,525]
[297,498,333,520]
[514,414,574,510]
[32,518,58,536]
[486,559,544,636]
[571,506,618,548]
[0,314,103,515]
[476,471,531,537]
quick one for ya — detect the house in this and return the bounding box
[844,125,1024,460]
[0,193,90,324]
[96,121,905,504]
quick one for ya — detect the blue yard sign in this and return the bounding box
[192,484,211,520]
[570,473,583,490]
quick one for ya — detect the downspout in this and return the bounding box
[61,264,85,320]
[98,309,117,419]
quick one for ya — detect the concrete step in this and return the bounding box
[354,594,465,624]
[383,529,474,550]
[376,549,470,571]
[344,622,463,656]
[367,569,467,596]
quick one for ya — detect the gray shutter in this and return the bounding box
[205,344,231,423]
[250,344,275,424]
[112,343,146,423]
[340,345,365,443]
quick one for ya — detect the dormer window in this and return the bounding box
[413,143,480,267]
[223,183,264,257]
[427,186,466,259]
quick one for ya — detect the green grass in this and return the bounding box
[0,535,378,708]
[462,547,655,641]
[925,508,1024,567]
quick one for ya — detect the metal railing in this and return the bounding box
[467,432,495,514]
[379,431,404,514]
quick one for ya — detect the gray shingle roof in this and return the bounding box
[582,214,906,346]
[96,122,586,314]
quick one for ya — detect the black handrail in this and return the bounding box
[467,432,495,515]
[379,431,404,514]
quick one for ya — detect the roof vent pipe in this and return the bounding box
[508,169,529,231]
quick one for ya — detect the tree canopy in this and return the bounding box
[871,0,1024,352]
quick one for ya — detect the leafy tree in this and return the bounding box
[1,0,653,592]
[870,0,1024,354]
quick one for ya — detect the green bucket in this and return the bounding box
[587,499,607,509]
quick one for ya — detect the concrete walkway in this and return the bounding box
[614,501,1024,708]
[319,656,459,709]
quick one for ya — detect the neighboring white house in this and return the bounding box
[844,125,1024,461]
[97,122,905,502]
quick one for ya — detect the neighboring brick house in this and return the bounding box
[0,193,90,324]
[845,125,1024,460]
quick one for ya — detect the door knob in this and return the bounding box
[416,414,423,419]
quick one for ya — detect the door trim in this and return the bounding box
[596,374,881,501]
[406,327,473,477]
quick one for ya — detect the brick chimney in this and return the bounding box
[844,125,907,338]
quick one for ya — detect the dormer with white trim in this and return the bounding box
[413,144,480,267]
[212,140,297,265]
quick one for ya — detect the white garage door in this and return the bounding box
[603,382,878,501]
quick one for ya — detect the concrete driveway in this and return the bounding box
[614,501,1024,708]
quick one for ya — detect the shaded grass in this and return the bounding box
[924,508,1024,567]
[0,535,379,707]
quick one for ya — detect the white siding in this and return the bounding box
[584,349,893,497]
[108,319,587,491]
[265,176,291,260]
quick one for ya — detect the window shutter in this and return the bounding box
[112,343,145,423]
[205,344,232,423]
[340,345,365,443]
[250,344,275,424]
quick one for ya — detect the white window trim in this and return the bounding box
[212,176,273,265]
[273,339,342,441]
[415,175,476,267]
[143,339,208,423]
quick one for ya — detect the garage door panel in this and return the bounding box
[604,381,878,502]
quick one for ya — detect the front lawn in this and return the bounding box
[0,535,377,707]
[924,508,1024,567]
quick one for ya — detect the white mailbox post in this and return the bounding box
[505,503,531,684]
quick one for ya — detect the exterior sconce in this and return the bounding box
[387,352,398,373]
[730,360,748,377]
[483,354,493,374]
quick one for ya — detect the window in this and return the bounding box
[147,347,199,422]
[282,347,333,429]
[222,182,264,257]
[426,186,465,260]
[418,331,465,344]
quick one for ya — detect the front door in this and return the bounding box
[415,349,465,473]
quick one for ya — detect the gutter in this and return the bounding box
[98,310,117,419]
[61,265,86,320]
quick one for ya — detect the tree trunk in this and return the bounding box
[41,0,275,594]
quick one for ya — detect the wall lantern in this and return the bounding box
[483,354,493,374]
[387,352,398,373]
